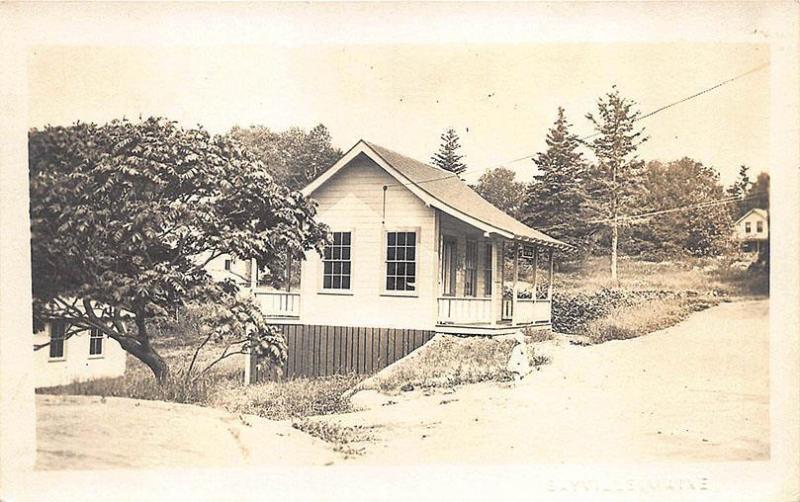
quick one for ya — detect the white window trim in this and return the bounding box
[381,227,421,297]
[318,228,355,294]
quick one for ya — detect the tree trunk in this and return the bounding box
[124,311,172,384]
[611,218,619,282]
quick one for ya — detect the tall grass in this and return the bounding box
[209,374,363,420]
[584,297,718,343]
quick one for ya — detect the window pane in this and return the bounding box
[343,262,351,275]
[324,247,332,260]
[332,276,341,289]
[387,262,396,275]
[396,248,405,260]
[406,247,415,261]
[342,232,351,245]
[406,232,415,243]
[342,247,350,260]
[323,276,332,289]
[396,278,406,291]
[396,232,406,245]
[332,247,340,259]
[407,263,415,277]
[333,232,342,245]
[341,276,350,289]
[324,262,332,274]
[388,247,396,260]
[387,277,396,290]
[388,232,396,245]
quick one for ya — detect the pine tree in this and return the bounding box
[431,128,467,175]
[585,87,648,281]
[521,107,590,251]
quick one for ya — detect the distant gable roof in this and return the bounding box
[734,207,768,225]
[302,140,571,250]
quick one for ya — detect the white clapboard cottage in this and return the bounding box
[33,321,127,388]
[733,208,769,253]
[252,140,570,337]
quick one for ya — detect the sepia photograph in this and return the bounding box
[1,2,798,501]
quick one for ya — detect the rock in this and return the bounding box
[400,383,415,392]
[506,339,531,378]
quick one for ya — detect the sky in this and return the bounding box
[28,43,769,186]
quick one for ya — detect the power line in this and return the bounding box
[458,60,769,178]
[537,191,767,231]
[383,60,769,194]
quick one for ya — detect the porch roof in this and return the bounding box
[303,140,572,251]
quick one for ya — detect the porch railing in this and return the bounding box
[437,297,492,324]
[515,298,551,325]
[254,290,301,318]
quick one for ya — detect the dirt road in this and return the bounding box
[36,395,338,470]
[321,299,770,464]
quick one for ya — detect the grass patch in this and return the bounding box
[209,374,362,420]
[361,335,550,393]
[291,419,376,457]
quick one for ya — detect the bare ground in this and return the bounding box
[36,395,338,470]
[314,299,769,464]
[36,299,768,468]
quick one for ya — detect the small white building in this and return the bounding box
[33,321,127,388]
[251,140,570,335]
[733,208,769,252]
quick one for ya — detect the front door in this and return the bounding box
[440,238,457,296]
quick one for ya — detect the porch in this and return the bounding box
[434,224,556,333]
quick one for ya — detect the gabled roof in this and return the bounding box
[302,140,571,250]
[734,207,768,225]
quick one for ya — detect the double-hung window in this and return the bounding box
[49,321,66,360]
[386,231,416,292]
[89,328,104,356]
[464,240,478,297]
[756,221,764,233]
[745,222,751,233]
[323,231,352,290]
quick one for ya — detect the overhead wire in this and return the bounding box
[383,60,770,189]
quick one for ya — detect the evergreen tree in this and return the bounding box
[521,107,590,251]
[431,128,467,175]
[585,87,648,281]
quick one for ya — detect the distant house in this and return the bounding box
[733,208,769,253]
[33,320,127,388]
[250,140,570,336]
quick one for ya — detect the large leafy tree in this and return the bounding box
[625,158,733,258]
[431,128,467,176]
[228,124,342,191]
[521,107,591,251]
[29,117,328,383]
[585,87,648,280]
[473,167,525,218]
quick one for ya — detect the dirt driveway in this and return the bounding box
[320,299,770,464]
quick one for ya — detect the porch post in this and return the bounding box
[511,241,519,325]
[490,239,500,325]
[249,258,257,293]
[531,245,538,301]
[548,248,554,300]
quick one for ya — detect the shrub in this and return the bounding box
[552,288,678,334]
